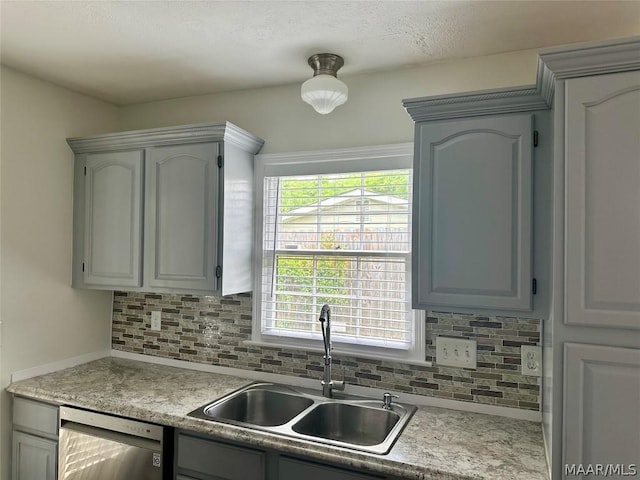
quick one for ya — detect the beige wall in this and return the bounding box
[0,66,119,479]
[119,49,538,153]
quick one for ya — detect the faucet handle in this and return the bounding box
[332,366,346,392]
[382,392,399,410]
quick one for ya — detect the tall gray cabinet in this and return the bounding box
[539,37,640,479]
[68,122,264,295]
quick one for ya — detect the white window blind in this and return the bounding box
[261,169,412,349]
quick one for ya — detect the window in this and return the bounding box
[253,144,422,361]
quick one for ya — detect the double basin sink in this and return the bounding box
[188,382,416,454]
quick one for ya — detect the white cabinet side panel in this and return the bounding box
[220,142,254,295]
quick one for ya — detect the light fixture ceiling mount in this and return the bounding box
[301,53,348,115]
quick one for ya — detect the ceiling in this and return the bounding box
[1,1,639,105]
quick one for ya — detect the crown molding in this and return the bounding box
[67,121,264,154]
[538,36,640,80]
[402,85,549,123]
[535,58,556,107]
[403,36,639,123]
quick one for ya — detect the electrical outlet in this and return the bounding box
[521,345,542,376]
[435,337,477,369]
[151,311,162,331]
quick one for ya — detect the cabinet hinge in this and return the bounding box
[532,278,537,295]
[82,262,85,273]
[533,131,539,147]
[215,265,222,279]
[217,155,223,168]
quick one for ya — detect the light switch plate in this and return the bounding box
[521,345,542,376]
[435,337,477,369]
[151,311,161,331]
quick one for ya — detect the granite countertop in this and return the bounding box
[7,357,548,480]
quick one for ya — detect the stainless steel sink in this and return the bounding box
[291,402,400,446]
[201,385,313,426]
[188,382,416,455]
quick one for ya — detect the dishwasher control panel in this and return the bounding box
[60,406,164,441]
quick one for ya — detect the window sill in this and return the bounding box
[243,339,433,368]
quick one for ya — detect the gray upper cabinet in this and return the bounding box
[68,122,264,295]
[82,150,143,287]
[564,70,640,330]
[145,143,218,291]
[411,113,533,311]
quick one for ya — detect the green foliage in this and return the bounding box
[275,242,351,329]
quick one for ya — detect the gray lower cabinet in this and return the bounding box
[176,433,266,480]
[68,122,263,295]
[12,432,57,480]
[12,397,59,480]
[411,113,533,311]
[279,457,383,480]
[175,431,387,480]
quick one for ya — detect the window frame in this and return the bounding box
[251,143,424,363]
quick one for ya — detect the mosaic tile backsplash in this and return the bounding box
[112,292,541,411]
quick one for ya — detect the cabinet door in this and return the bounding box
[12,431,56,480]
[145,143,219,292]
[83,151,143,287]
[176,433,265,480]
[413,114,533,311]
[565,71,640,329]
[564,343,640,472]
[279,457,383,480]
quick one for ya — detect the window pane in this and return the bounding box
[270,171,411,252]
[262,169,412,348]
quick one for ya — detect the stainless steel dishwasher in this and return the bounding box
[59,406,168,480]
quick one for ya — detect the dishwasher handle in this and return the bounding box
[60,421,162,452]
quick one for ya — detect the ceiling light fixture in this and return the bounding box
[301,53,348,115]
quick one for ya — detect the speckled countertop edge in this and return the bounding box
[7,357,548,480]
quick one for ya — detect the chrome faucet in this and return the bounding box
[319,304,345,398]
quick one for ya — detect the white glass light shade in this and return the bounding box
[301,74,348,114]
